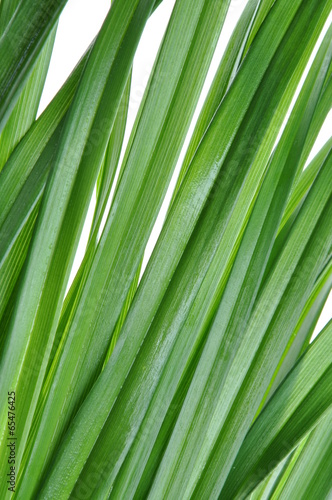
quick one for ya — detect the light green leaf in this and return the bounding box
[0,51,89,326]
[91,71,131,239]
[263,136,332,285]
[295,68,332,179]
[243,0,276,54]
[223,320,332,499]
[0,1,154,493]
[0,51,89,230]
[35,1,332,498]
[280,136,332,234]
[249,456,294,500]
[1,0,331,497]
[259,257,332,409]
[172,0,261,198]
[273,409,332,499]
[39,73,132,385]
[148,19,332,499]
[197,155,332,498]
[17,2,234,497]
[0,127,61,323]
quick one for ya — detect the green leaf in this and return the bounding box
[0,0,68,132]
[0,1,155,493]
[243,0,276,54]
[23,72,133,441]
[222,320,332,499]
[16,2,234,497]
[34,1,332,498]
[0,0,19,35]
[259,257,332,409]
[249,455,295,500]
[0,127,61,323]
[91,71,131,239]
[147,18,332,499]
[0,51,89,230]
[39,73,132,384]
[263,137,332,281]
[280,136,332,234]
[0,52,89,326]
[272,409,332,499]
[172,0,261,198]
[295,66,332,179]
[196,155,332,498]
[0,26,57,171]
[1,0,331,497]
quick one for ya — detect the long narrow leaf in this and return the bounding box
[36,1,332,497]
[222,320,332,499]
[148,20,332,499]
[0,0,68,132]
[196,157,332,497]
[0,52,90,325]
[17,2,234,496]
[272,409,332,499]
[0,25,56,171]
[0,1,154,490]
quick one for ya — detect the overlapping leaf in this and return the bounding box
[0,50,90,336]
[15,1,234,497]
[147,18,332,499]
[0,0,331,498]
[34,1,332,498]
[0,0,68,132]
[222,320,332,499]
[0,0,154,491]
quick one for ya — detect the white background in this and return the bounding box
[39,0,332,338]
